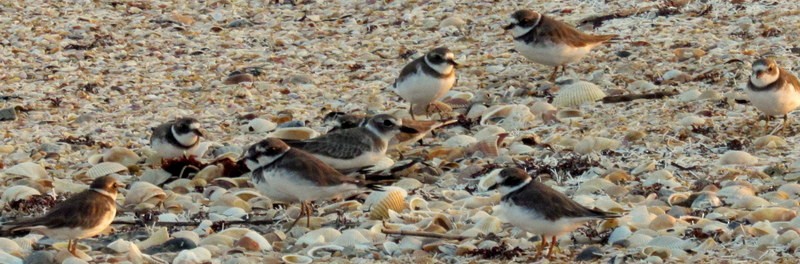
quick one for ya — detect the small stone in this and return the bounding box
[616,50,632,58]
[0,107,17,121]
[575,246,602,261]
[24,251,55,264]
[39,143,63,154]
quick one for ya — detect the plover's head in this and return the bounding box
[90,175,125,198]
[243,138,291,171]
[505,10,541,38]
[323,111,366,132]
[424,47,459,74]
[170,117,204,146]
[750,58,780,88]
[365,114,419,140]
[488,167,532,196]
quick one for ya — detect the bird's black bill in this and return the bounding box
[193,129,205,137]
[487,183,498,190]
[503,24,514,30]
[446,59,459,67]
[399,126,420,133]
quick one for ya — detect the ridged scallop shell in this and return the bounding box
[477,168,503,192]
[86,162,128,178]
[124,181,167,206]
[296,228,342,246]
[608,226,632,245]
[574,136,620,155]
[267,127,319,140]
[4,162,47,179]
[1,185,41,202]
[135,227,169,250]
[364,187,408,220]
[332,229,371,248]
[465,216,503,237]
[719,151,758,165]
[282,254,312,264]
[626,233,653,248]
[479,104,534,130]
[244,118,276,133]
[552,80,606,107]
[754,135,787,149]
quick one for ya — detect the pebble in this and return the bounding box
[0,107,17,121]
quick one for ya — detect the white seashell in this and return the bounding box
[244,118,276,133]
[608,226,632,245]
[678,115,705,126]
[556,108,583,120]
[125,181,167,206]
[453,193,501,209]
[1,185,41,202]
[439,16,466,28]
[4,162,47,179]
[754,135,787,149]
[630,80,658,90]
[135,227,169,250]
[364,187,408,220]
[731,195,771,210]
[332,229,371,248]
[198,234,234,247]
[719,151,758,165]
[282,254,312,264]
[172,231,201,245]
[466,104,488,119]
[383,241,401,255]
[477,168,503,192]
[194,165,224,181]
[296,228,342,246]
[140,169,172,186]
[469,216,503,235]
[307,245,345,259]
[236,231,272,252]
[101,147,140,166]
[157,213,180,222]
[267,127,319,140]
[479,104,534,130]
[0,238,23,257]
[530,101,556,118]
[626,233,653,248]
[0,251,22,264]
[107,239,133,253]
[552,80,606,107]
[667,192,691,206]
[173,247,212,264]
[442,135,478,148]
[392,178,423,191]
[574,136,620,155]
[407,196,429,211]
[474,125,507,142]
[717,185,755,199]
[778,184,800,197]
[678,89,701,102]
[86,162,128,178]
[442,91,473,101]
[398,236,423,251]
[575,178,616,195]
[508,143,535,155]
[662,69,688,81]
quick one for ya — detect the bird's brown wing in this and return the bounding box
[283,129,375,160]
[507,182,619,221]
[7,191,116,231]
[782,68,800,94]
[540,15,616,47]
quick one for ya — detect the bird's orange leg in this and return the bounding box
[546,236,557,259]
[535,235,547,258]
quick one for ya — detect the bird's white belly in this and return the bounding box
[256,169,358,202]
[393,74,455,106]
[152,140,198,159]
[514,40,594,67]
[255,170,301,203]
[35,208,115,240]
[746,85,800,116]
[313,151,385,171]
[499,202,589,237]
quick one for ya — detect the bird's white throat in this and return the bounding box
[424,56,454,75]
[751,72,779,88]
[510,15,541,38]
[499,177,531,196]
[255,150,287,168]
[172,126,199,146]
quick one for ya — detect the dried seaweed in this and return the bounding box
[464,242,524,260]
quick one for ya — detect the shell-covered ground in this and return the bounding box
[2,0,800,263]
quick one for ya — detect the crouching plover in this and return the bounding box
[488,168,619,259]
[150,117,205,159]
[745,58,800,134]
[505,10,616,82]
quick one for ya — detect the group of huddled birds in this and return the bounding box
[3,7,800,262]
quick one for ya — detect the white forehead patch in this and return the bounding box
[445,53,455,60]
[507,18,518,25]
[753,64,769,72]
[190,123,200,130]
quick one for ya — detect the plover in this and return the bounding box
[321,111,454,147]
[4,176,123,256]
[243,138,380,228]
[488,168,619,259]
[505,10,616,82]
[745,58,800,133]
[390,47,459,119]
[150,117,205,159]
[283,114,418,172]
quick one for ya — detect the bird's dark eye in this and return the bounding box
[383,120,395,127]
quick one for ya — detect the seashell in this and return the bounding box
[678,89,701,102]
[624,130,646,142]
[717,185,755,199]
[604,170,633,184]
[236,231,272,252]
[363,187,407,220]
[86,162,128,178]
[628,206,657,229]
[332,229,371,248]
[125,181,167,206]
[4,162,47,179]
[649,214,676,230]
[574,136,620,155]
[576,178,616,195]
[392,178,423,191]
[442,135,478,148]
[731,195,771,210]
[282,254,312,264]
[662,69,691,82]
[719,151,758,165]
[678,115,705,126]
[442,91,474,101]
[320,200,361,214]
[453,193,501,209]
[173,247,212,264]
[441,190,471,201]
[106,239,132,253]
[778,184,800,197]
[218,227,252,238]
[530,101,556,118]
[477,168,503,192]
[210,193,252,213]
[398,236,423,252]
[466,104,488,119]
[508,143,535,155]
[751,221,777,236]
[1,185,41,202]
[608,226,632,245]
[296,228,342,246]
[0,238,23,257]
[439,16,466,28]
[135,227,169,250]
[754,135,787,149]
[473,125,507,142]
[468,215,503,236]
[194,165,224,182]
[199,234,234,247]
[267,127,319,140]
[100,147,140,166]
[552,80,606,107]
[407,196,429,211]
[746,208,797,222]
[140,169,172,186]
[479,104,535,130]
[307,245,345,259]
[172,231,201,245]
[625,233,653,248]
[556,108,583,120]
[244,118,276,133]
[698,90,723,101]
[233,190,261,202]
[667,192,691,206]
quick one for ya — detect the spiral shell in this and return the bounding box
[364,187,408,220]
[552,80,606,107]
